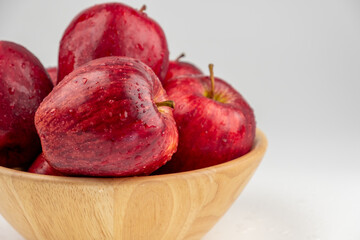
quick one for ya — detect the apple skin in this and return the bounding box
[58,2,169,84]
[164,58,202,83]
[35,56,178,177]
[28,153,63,176]
[156,74,255,173]
[46,67,57,86]
[0,41,53,168]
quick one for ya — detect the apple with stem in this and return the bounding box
[35,56,178,177]
[0,41,53,168]
[164,53,202,83]
[156,64,255,173]
[58,3,169,83]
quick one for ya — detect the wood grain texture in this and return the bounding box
[0,129,267,240]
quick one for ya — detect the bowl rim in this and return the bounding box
[0,128,267,184]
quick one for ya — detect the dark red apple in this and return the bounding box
[164,53,202,83]
[28,153,63,176]
[0,41,53,168]
[58,3,169,84]
[46,67,57,86]
[157,64,255,173]
[35,56,178,177]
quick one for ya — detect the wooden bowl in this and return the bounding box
[0,129,267,240]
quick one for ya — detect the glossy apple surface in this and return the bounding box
[157,71,255,173]
[46,67,57,86]
[58,2,169,83]
[28,153,63,176]
[164,54,202,83]
[35,56,178,177]
[0,41,53,168]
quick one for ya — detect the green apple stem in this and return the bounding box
[156,100,175,109]
[175,53,186,62]
[208,63,215,99]
[139,5,147,12]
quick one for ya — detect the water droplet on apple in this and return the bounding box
[108,112,113,117]
[108,99,115,104]
[222,138,228,143]
[21,62,26,69]
[83,78,88,84]
[161,131,165,136]
[136,43,144,51]
[8,87,15,95]
[119,110,128,120]
[69,109,74,113]
[50,108,56,114]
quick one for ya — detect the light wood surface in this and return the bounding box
[0,129,267,240]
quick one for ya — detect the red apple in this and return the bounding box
[157,64,255,173]
[35,56,178,177]
[58,3,169,84]
[28,153,63,176]
[0,41,53,168]
[46,67,57,86]
[164,53,202,83]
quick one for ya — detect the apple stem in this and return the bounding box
[208,63,215,99]
[156,100,175,109]
[139,5,147,12]
[175,53,186,62]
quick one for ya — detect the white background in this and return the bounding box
[1,0,360,239]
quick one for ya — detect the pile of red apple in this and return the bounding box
[0,2,255,177]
